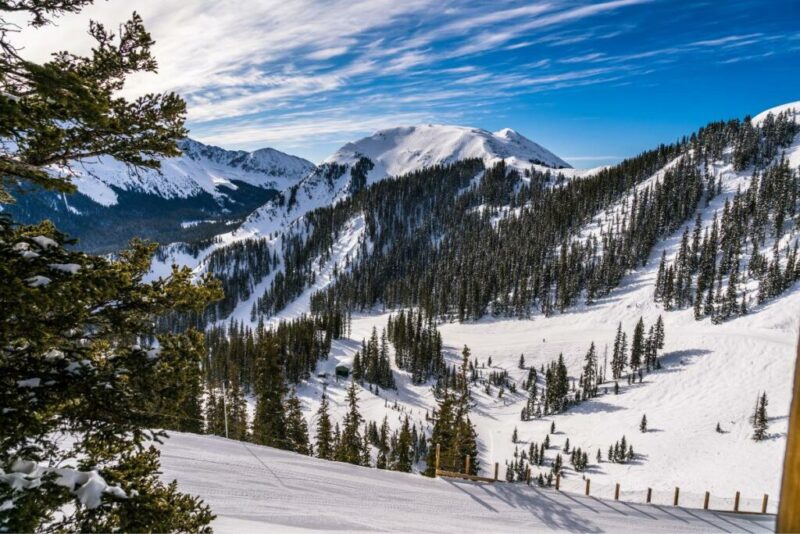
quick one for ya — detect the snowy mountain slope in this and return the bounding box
[203,101,800,513]
[326,124,571,181]
[65,138,314,206]
[5,138,314,252]
[237,124,574,238]
[148,124,581,302]
[159,432,774,533]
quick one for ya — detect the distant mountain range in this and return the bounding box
[4,125,567,252]
[3,139,314,252]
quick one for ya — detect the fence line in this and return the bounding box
[432,443,776,515]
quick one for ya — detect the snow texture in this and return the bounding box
[159,432,774,533]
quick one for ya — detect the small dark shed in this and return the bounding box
[335,365,350,379]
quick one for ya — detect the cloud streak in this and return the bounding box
[8,0,798,161]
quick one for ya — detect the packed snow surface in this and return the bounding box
[160,432,774,533]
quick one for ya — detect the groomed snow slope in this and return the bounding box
[160,432,774,533]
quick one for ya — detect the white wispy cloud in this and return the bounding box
[6,0,796,157]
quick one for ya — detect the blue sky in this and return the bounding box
[18,0,800,167]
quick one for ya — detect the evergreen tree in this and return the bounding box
[315,392,334,460]
[0,2,219,529]
[376,417,390,469]
[394,416,414,473]
[582,341,598,398]
[640,414,648,433]
[252,341,289,449]
[630,318,645,371]
[336,380,367,465]
[753,392,769,441]
[285,392,311,455]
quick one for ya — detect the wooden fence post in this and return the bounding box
[734,491,740,512]
[526,467,531,485]
[614,483,620,500]
[761,494,768,514]
[435,443,440,476]
[465,455,470,475]
[494,462,499,481]
[777,335,800,532]
[585,478,591,496]
[703,491,710,510]
[555,473,561,490]
[646,488,652,503]
[673,487,680,506]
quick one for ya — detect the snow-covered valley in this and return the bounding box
[146,102,800,527]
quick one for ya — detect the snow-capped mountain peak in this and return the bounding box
[324,124,570,182]
[234,123,572,242]
[60,138,314,207]
[177,139,315,180]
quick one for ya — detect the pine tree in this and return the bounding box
[0,3,218,527]
[630,318,645,371]
[336,380,366,465]
[376,417,390,469]
[654,315,665,350]
[285,392,311,455]
[640,414,648,433]
[611,322,625,379]
[315,392,334,460]
[582,341,598,398]
[252,341,289,449]
[425,389,455,476]
[752,392,769,441]
[394,416,414,472]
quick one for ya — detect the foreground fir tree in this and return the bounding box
[0,2,220,530]
[0,221,222,531]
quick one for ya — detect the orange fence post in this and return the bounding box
[614,483,620,500]
[703,491,710,510]
[435,443,440,476]
[673,487,680,506]
[778,336,800,531]
[762,494,768,514]
[585,478,591,496]
[555,473,561,491]
[465,455,470,475]
[734,491,740,512]
[494,462,499,481]
[646,488,652,503]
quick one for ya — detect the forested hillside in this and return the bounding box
[136,103,800,514]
